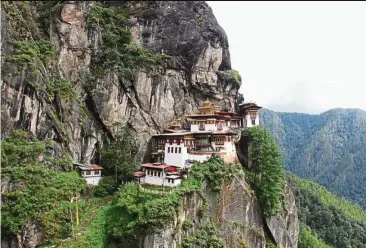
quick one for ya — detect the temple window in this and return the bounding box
[168,147,170,153]
[175,147,178,153]
[199,122,205,130]
[252,119,256,125]
[94,170,100,175]
[179,147,182,153]
[218,122,223,131]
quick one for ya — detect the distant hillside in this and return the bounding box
[287,172,366,248]
[260,108,366,209]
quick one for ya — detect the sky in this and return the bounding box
[207,1,366,114]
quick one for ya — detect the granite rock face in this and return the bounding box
[1,2,299,248]
[139,172,299,248]
[266,185,300,248]
[1,1,240,165]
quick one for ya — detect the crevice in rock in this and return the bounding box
[85,91,114,141]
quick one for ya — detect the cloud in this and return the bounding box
[208,1,366,114]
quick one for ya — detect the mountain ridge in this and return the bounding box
[260,107,366,209]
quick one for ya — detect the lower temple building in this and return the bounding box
[133,100,262,187]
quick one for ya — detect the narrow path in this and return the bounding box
[48,200,112,248]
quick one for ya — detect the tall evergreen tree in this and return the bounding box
[247,126,285,217]
[101,125,138,184]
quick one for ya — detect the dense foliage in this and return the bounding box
[86,1,168,90]
[261,108,366,209]
[105,156,239,244]
[180,221,225,248]
[1,130,86,240]
[59,203,116,248]
[298,224,331,248]
[91,176,119,197]
[246,126,285,217]
[288,173,366,248]
[101,125,138,184]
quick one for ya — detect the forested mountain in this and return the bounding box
[260,108,366,209]
[287,173,366,248]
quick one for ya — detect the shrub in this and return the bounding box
[92,176,118,197]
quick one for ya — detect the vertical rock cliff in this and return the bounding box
[1,1,240,164]
[1,2,299,247]
[139,172,299,248]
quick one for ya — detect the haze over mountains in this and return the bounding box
[260,108,366,209]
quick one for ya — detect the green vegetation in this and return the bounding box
[230,69,241,85]
[298,224,331,248]
[86,2,168,88]
[59,204,115,248]
[101,125,138,184]
[1,130,86,240]
[245,126,285,217]
[287,173,366,223]
[288,173,366,248]
[182,220,194,231]
[260,108,366,209]
[180,221,225,248]
[6,39,77,102]
[265,236,277,248]
[105,156,239,244]
[91,176,119,197]
[2,1,40,38]
[6,39,55,65]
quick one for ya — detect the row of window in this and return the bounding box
[191,120,216,124]
[243,119,256,126]
[167,178,175,183]
[167,147,182,153]
[83,170,100,176]
[213,137,225,142]
[146,169,163,177]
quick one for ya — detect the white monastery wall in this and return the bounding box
[84,176,102,185]
[164,143,188,167]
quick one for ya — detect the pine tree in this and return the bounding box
[101,125,138,184]
[247,126,285,217]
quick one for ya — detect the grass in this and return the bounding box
[73,197,112,234]
[38,197,112,248]
[141,184,174,191]
[59,203,114,248]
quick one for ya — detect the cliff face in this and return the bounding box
[1,1,239,164]
[140,173,299,248]
[1,2,299,248]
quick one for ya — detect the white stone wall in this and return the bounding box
[84,176,102,185]
[245,114,259,127]
[224,140,235,153]
[205,123,216,131]
[164,143,188,167]
[81,170,101,177]
[190,123,217,132]
[188,153,211,163]
[166,178,181,187]
[145,175,165,186]
[190,124,200,132]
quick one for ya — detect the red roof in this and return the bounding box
[215,111,237,115]
[241,103,262,110]
[141,163,180,169]
[133,171,146,177]
[187,114,231,119]
[78,165,104,171]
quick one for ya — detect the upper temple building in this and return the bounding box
[133,100,262,186]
